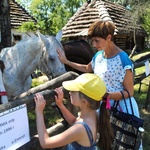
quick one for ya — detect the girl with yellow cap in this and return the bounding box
[34,73,113,150]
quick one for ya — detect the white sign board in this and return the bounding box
[145,60,150,76]
[0,104,30,150]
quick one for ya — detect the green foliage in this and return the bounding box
[17,0,86,35]
[18,21,36,32]
[16,0,150,37]
[31,79,44,88]
[142,8,150,35]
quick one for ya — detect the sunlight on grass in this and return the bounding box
[132,51,150,61]
[31,76,49,87]
[134,66,150,150]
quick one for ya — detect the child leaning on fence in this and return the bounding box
[34,73,114,150]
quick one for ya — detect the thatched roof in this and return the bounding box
[62,0,147,38]
[10,0,36,29]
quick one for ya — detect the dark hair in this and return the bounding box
[88,20,115,41]
[79,92,114,150]
[98,102,114,150]
[78,92,100,110]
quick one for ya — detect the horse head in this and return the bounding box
[37,32,66,79]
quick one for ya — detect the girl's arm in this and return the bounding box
[36,122,87,149]
[57,48,93,73]
[34,93,50,148]
[54,88,76,125]
[34,93,79,148]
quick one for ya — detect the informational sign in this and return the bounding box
[145,60,150,76]
[0,104,30,150]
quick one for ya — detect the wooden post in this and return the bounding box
[0,0,11,49]
[145,81,150,109]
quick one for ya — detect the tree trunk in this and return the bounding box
[129,29,137,58]
[0,0,11,50]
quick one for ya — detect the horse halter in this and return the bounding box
[39,48,53,80]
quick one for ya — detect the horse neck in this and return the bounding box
[15,38,42,76]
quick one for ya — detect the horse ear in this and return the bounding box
[37,31,49,46]
[56,30,62,42]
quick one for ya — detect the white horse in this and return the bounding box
[0,32,66,101]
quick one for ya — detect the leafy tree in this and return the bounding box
[125,1,150,57]
[17,0,86,35]
[142,8,150,35]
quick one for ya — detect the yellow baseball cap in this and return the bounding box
[62,73,106,101]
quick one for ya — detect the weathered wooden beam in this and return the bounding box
[18,120,68,150]
[134,73,148,85]
[15,71,79,99]
[0,89,63,113]
[145,81,150,109]
[134,57,150,69]
[0,71,79,113]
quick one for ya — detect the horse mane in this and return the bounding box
[0,60,5,73]
[62,39,95,58]
[62,39,88,45]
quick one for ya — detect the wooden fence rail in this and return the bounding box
[0,71,79,113]
[133,54,150,110]
[134,57,150,85]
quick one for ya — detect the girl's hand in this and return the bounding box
[34,93,46,114]
[57,48,68,64]
[54,87,64,107]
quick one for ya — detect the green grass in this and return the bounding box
[134,76,150,150]
[28,107,63,137]
[132,50,150,150]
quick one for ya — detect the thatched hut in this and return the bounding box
[62,0,147,51]
[0,0,36,49]
[9,0,36,43]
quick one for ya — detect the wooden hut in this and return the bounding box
[0,0,36,49]
[10,0,37,43]
[10,0,36,30]
[62,0,147,51]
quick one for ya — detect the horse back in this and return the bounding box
[62,40,95,74]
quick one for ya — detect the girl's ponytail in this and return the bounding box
[97,95,114,150]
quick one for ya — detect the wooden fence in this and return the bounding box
[0,71,79,150]
[0,53,150,149]
[133,53,150,109]
[134,53,150,85]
